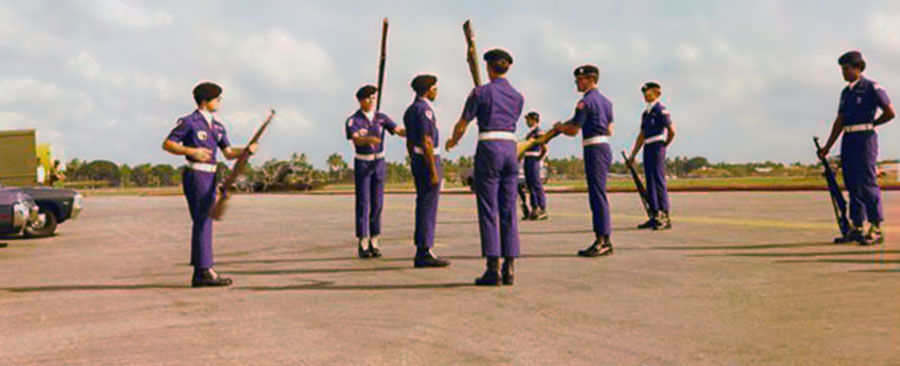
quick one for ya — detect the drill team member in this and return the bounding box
[345,85,406,258]
[522,111,548,221]
[554,65,615,257]
[162,82,257,287]
[627,81,676,230]
[818,50,894,245]
[404,74,451,268]
[447,49,524,286]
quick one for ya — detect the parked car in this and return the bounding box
[17,187,83,237]
[0,187,39,236]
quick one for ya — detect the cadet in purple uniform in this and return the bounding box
[522,111,549,221]
[345,85,406,258]
[818,50,895,245]
[447,49,524,286]
[627,81,676,230]
[162,82,257,287]
[403,74,451,268]
[554,65,615,257]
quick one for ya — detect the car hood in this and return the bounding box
[17,187,79,200]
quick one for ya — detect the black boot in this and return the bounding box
[521,206,531,221]
[475,257,501,286]
[532,207,548,221]
[848,227,871,245]
[192,268,233,288]
[638,213,659,230]
[501,257,515,285]
[577,237,614,257]
[414,249,451,268]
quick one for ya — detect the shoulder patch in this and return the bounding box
[347,117,354,127]
[425,110,433,120]
[874,83,885,91]
[576,101,585,110]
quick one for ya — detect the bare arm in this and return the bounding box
[445,117,469,151]
[163,140,211,162]
[629,131,645,162]
[351,135,382,147]
[819,115,844,159]
[553,119,581,137]
[221,144,258,160]
[423,135,439,186]
[665,123,676,147]
[874,104,895,127]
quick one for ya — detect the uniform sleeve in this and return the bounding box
[461,88,479,122]
[661,108,672,127]
[345,117,359,140]
[419,107,435,144]
[572,99,587,127]
[874,83,892,110]
[167,118,191,143]
[217,125,231,149]
[606,102,614,124]
[381,113,398,135]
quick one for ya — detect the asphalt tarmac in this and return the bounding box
[0,191,897,365]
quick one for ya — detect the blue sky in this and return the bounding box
[0,0,898,168]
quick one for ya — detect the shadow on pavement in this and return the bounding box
[648,241,835,251]
[2,284,187,293]
[776,258,900,265]
[693,249,900,258]
[227,266,410,276]
[240,281,474,291]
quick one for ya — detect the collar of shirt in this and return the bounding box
[361,109,375,123]
[418,97,433,110]
[198,109,213,128]
[847,77,862,90]
[645,99,660,114]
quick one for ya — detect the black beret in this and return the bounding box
[838,50,866,71]
[356,85,377,100]
[193,82,222,105]
[484,48,513,64]
[641,81,661,92]
[525,111,540,120]
[411,74,437,94]
[574,64,599,77]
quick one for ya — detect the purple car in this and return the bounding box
[0,187,39,236]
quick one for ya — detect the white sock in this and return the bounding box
[358,237,369,247]
[370,236,379,248]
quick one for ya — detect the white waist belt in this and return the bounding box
[355,152,385,161]
[582,135,610,146]
[644,134,666,144]
[524,151,542,157]
[478,131,517,141]
[413,146,441,155]
[187,162,217,173]
[844,124,874,133]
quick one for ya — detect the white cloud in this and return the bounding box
[94,0,172,29]
[236,29,338,91]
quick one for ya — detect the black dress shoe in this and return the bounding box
[501,258,515,285]
[192,269,233,288]
[637,218,658,230]
[848,229,872,246]
[368,245,383,258]
[475,269,502,286]
[358,245,373,259]
[414,252,451,268]
[577,241,613,257]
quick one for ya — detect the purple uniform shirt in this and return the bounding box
[641,101,672,139]
[572,88,614,138]
[403,97,439,150]
[525,126,542,153]
[461,78,524,132]
[167,110,231,163]
[839,76,891,126]
[345,110,398,154]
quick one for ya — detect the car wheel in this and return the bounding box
[24,207,58,238]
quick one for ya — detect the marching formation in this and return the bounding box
[161,20,893,288]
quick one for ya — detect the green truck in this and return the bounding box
[0,129,38,186]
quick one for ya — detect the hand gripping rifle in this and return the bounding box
[209,109,275,220]
[814,136,851,242]
[622,150,652,220]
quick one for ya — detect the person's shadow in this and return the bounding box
[1,284,187,293]
[239,280,474,292]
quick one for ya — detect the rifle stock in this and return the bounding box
[516,129,560,160]
[463,20,482,87]
[622,150,652,219]
[375,18,388,115]
[209,109,276,220]
[814,136,851,238]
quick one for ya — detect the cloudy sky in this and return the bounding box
[1,0,899,168]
